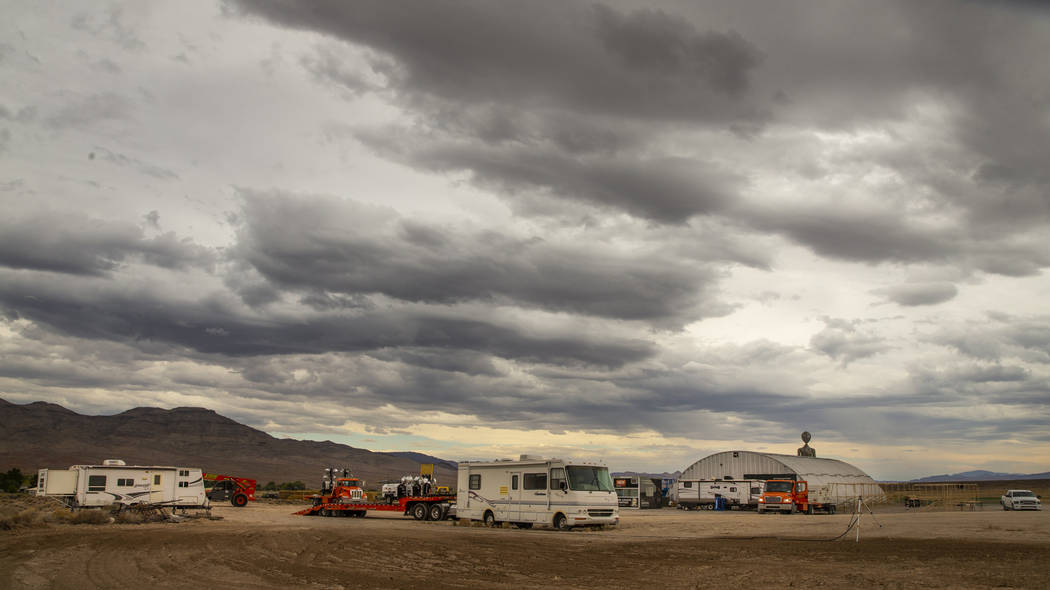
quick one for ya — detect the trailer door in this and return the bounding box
[150,472,163,503]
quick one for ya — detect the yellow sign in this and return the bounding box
[499,486,508,495]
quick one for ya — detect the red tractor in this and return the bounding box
[203,473,257,507]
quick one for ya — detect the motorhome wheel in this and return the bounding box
[554,513,569,530]
[483,511,497,527]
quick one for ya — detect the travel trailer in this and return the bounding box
[456,455,619,529]
[677,479,765,510]
[36,459,208,509]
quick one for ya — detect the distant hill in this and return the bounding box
[378,451,457,472]
[0,398,456,488]
[911,470,1050,482]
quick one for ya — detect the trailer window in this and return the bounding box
[550,468,565,491]
[683,481,692,488]
[469,474,481,490]
[179,469,189,477]
[523,473,547,490]
[511,475,518,490]
[116,478,134,487]
[154,475,161,485]
[179,481,189,488]
[88,475,106,491]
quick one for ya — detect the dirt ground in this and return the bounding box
[2,502,1049,589]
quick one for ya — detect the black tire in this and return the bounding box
[411,503,427,521]
[429,503,444,521]
[806,505,814,515]
[231,493,248,507]
[829,505,837,515]
[553,513,569,530]
[483,511,497,527]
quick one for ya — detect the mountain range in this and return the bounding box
[0,398,456,487]
[910,470,1050,482]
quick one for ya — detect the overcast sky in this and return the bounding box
[2,1,1048,480]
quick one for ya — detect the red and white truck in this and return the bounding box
[757,478,839,514]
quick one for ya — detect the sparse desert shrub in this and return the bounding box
[0,506,47,530]
[114,510,145,524]
[66,508,111,525]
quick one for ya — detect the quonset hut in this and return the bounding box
[680,450,883,501]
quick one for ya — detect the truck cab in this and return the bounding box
[759,479,806,514]
[332,477,366,502]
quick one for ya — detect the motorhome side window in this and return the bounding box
[179,469,189,477]
[179,481,189,488]
[511,475,518,490]
[550,468,565,490]
[116,478,133,487]
[153,475,161,485]
[523,473,547,490]
[469,474,481,490]
[87,475,106,491]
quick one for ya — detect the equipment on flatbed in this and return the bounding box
[296,466,455,520]
[203,473,257,507]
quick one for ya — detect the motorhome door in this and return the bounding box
[507,472,523,522]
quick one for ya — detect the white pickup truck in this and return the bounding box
[1000,489,1042,511]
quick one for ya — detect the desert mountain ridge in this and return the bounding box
[0,398,456,487]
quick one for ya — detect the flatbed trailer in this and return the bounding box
[295,494,456,521]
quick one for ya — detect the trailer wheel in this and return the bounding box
[231,493,248,507]
[829,504,837,515]
[806,504,814,515]
[483,510,498,527]
[411,502,428,521]
[428,503,445,521]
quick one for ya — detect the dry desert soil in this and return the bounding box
[2,501,1049,589]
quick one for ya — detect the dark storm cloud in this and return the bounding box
[232,191,729,325]
[874,282,958,307]
[357,130,740,223]
[227,0,763,123]
[0,212,213,276]
[0,272,654,368]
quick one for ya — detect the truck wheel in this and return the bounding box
[411,503,428,521]
[553,513,569,530]
[231,493,248,507]
[428,503,444,521]
[806,505,813,515]
[1002,504,1009,511]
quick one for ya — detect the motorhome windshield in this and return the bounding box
[765,481,794,493]
[566,466,614,492]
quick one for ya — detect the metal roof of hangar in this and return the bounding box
[680,450,879,488]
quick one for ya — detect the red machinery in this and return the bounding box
[296,467,454,521]
[203,473,257,507]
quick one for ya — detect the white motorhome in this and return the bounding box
[457,455,619,529]
[37,459,208,509]
[677,479,765,510]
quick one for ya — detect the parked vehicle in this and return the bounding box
[296,467,454,520]
[36,459,208,509]
[758,478,838,514]
[677,479,765,510]
[203,473,257,507]
[1001,489,1042,511]
[457,455,619,530]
